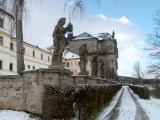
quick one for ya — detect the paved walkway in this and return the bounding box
[108,86,149,120]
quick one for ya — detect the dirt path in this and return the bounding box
[108,86,149,120]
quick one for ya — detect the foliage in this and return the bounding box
[42,84,122,120]
[147,10,160,78]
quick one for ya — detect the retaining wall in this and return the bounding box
[0,68,120,114]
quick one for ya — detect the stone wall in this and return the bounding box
[0,68,120,115]
[0,75,24,111]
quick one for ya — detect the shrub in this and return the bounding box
[129,84,150,99]
[42,84,122,120]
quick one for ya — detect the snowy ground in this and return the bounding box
[0,110,39,120]
[130,89,160,120]
[113,86,136,120]
[97,86,137,120]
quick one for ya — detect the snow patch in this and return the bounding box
[130,89,160,120]
[64,52,80,60]
[0,110,39,120]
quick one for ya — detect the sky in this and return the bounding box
[23,0,160,77]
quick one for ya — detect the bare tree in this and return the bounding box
[133,61,144,84]
[65,0,101,15]
[147,10,160,78]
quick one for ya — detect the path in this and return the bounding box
[106,86,149,120]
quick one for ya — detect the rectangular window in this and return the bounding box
[10,42,14,51]
[0,60,2,69]
[24,64,25,70]
[9,63,13,71]
[0,18,4,28]
[67,62,69,67]
[41,54,43,60]
[33,50,35,57]
[33,66,35,69]
[0,36,3,45]
[23,47,26,55]
[48,56,50,62]
[28,65,30,69]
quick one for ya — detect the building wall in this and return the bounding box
[69,38,118,75]
[0,9,52,75]
[64,58,91,75]
[69,39,98,54]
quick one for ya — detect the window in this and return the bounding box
[0,36,3,45]
[9,63,13,71]
[67,62,69,67]
[0,60,2,69]
[33,50,35,57]
[41,54,43,60]
[23,47,26,55]
[33,66,35,69]
[28,65,30,69]
[0,18,4,28]
[48,56,50,62]
[10,42,14,51]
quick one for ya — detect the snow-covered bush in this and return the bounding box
[42,84,122,120]
[129,84,150,99]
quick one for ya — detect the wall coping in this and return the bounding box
[23,68,72,75]
[0,75,21,79]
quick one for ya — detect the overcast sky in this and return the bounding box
[23,0,158,77]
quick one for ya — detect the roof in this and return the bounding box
[74,32,97,40]
[0,8,14,19]
[94,33,113,40]
[74,32,114,41]
[46,32,115,50]
[11,37,51,55]
[64,52,80,60]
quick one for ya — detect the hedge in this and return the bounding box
[42,84,122,120]
[129,84,149,99]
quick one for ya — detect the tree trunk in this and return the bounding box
[16,0,24,74]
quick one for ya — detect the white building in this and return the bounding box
[0,8,52,75]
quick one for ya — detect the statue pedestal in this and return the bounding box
[72,75,91,85]
[78,71,89,75]
[48,64,72,85]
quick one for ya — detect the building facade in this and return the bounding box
[0,8,52,75]
[69,32,118,76]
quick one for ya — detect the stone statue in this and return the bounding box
[79,44,88,75]
[91,55,98,77]
[98,59,104,78]
[51,18,69,65]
